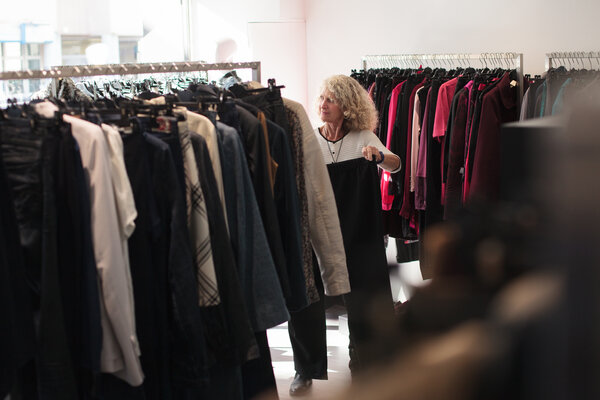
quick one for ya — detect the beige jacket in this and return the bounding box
[283,98,350,296]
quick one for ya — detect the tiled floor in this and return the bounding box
[268,306,351,399]
[267,240,428,399]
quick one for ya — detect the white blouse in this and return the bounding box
[314,128,401,173]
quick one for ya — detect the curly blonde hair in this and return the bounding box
[318,74,378,132]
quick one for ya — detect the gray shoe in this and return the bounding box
[289,373,312,396]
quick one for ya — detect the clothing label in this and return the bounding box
[156,116,172,133]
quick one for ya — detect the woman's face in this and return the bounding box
[318,89,344,124]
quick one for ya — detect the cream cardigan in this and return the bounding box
[283,98,351,296]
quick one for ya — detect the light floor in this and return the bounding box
[268,306,351,400]
[268,240,428,399]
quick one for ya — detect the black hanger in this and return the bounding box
[4,98,27,118]
[234,78,286,95]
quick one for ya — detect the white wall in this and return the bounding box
[189,0,308,107]
[305,0,600,123]
[248,21,308,108]
[0,1,57,25]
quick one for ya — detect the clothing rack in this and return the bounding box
[545,51,600,70]
[361,52,524,104]
[0,61,262,82]
[361,52,523,72]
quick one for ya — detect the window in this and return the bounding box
[119,38,139,64]
[0,43,45,103]
[62,36,102,66]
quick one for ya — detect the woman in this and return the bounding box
[316,75,401,172]
[288,74,400,395]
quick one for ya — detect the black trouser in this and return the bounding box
[0,127,36,398]
[2,117,79,399]
[288,259,327,379]
[287,261,395,379]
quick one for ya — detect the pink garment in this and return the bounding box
[415,88,432,211]
[432,77,458,139]
[368,82,376,101]
[400,81,425,219]
[410,87,424,193]
[380,81,405,210]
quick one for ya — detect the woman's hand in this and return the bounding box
[363,145,401,172]
[362,145,383,162]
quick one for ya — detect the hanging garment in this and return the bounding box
[441,75,471,199]
[215,120,290,332]
[520,79,545,120]
[227,104,293,307]
[444,86,471,220]
[432,77,458,206]
[234,97,307,310]
[470,72,520,202]
[391,75,423,211]
[0,123,39,398]
[141,115,221,307]
[399,79,426,221]
[190,131,259,364]
[423,79,444,228]
[121,127,210,398]
[145,96,229,229]
[177,117,221,306]
[463,78,499,201]
[100,125,138,381]
[119,130,178,400]
[185,111,228,221]
[432,77,459,140]
[284,105,318,305]
[326,158,395,373]
[241,331,277,400]
[35,101,144,386]
[520,85,532,121]
[229,89,309,310]
[2,114,80,399]
[410,86,425,193]
[551,77,573,115]
[381,80,405,211]
[283,98,351,298]
[58,120,103,391]
[266,119,309,311]
[415,86,432,211]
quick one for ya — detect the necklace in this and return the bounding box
[321,125,345,163]
[326,135,344,163]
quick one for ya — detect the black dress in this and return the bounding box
[326,158,395,374]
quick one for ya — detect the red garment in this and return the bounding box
[432,77,459,139]
[381,81,405,210]
[399,80,425,219]
[433,78,458,206]
[469,72,519,202]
